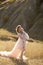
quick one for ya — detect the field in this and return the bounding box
[0,28,43,65]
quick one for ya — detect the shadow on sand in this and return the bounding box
[10,58,28,65]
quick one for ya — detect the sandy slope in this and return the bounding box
[0,29,43,65]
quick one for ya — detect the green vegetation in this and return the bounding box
[0,0,15,4]
[9,0,15,3]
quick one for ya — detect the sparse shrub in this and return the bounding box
[0,0,5,2]
[3,15,9,22]
[8,0,15,3]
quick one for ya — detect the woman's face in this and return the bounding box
[18,26,23,32]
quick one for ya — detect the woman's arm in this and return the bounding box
[17,31,29,41]
[18,33,24,39]
[24,32,29,41]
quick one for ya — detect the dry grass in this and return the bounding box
[0,0,15,4]
[0,28,14,36]
[26,41,43,58]
[0,28,43,65]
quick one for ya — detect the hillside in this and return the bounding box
[0,0,43,40]
[29,18,43,40]
[0,29,43,65]
[0,0,43,65]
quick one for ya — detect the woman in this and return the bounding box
[0,25,29,61]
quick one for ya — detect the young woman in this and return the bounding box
[0,25,29,61]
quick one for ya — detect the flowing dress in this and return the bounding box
[0,31,29,59]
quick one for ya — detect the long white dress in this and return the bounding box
[0,31,29,59]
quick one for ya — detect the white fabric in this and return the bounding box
[0,31,29,59]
